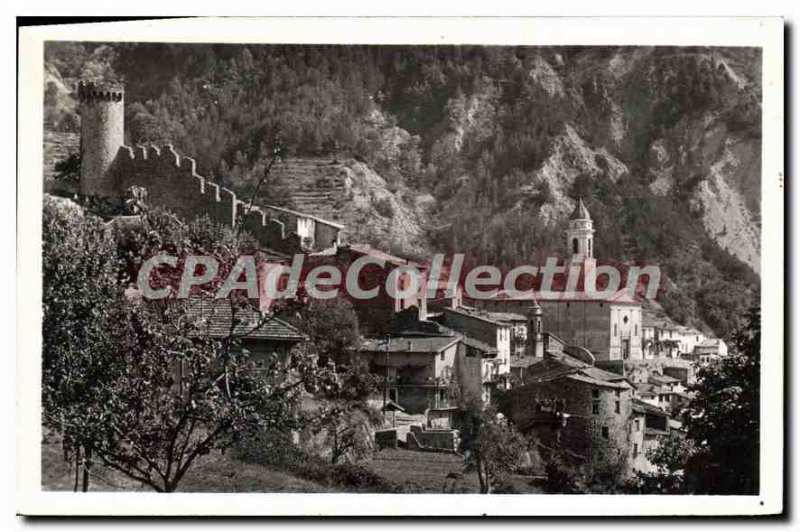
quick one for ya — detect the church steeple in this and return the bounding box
[566,197,594,263]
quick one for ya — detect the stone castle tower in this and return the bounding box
[77,81,124,196]
[566,197,595,264]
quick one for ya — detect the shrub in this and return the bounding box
[544,456,587,494]
[234,430,403,493]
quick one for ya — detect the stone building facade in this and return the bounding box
[501,354,635,476]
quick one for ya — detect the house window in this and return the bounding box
[592,403,599,415]
[440,352,445,361]
[615,401,620,414]
[572,238,578,254]
[592,389,600,399]
[614,389,620,398]
[635,419,641,431]
[601,426,609,439]
[635,324,638,336]
[389,388,398,403]
[614,324,617,336]
[633,443,639,457]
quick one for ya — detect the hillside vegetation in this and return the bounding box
[43,43,761,340]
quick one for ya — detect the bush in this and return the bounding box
[234,430,403,493]
[544,456,587,494]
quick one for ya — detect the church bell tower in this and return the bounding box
[566,197,595,264]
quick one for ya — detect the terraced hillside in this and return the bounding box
[269,157,350,223]
[43,130,79,182]
[269,157,430,255]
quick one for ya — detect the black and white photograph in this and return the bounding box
[14,16,784,517]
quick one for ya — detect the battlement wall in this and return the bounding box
[77,81,124,103]
[110,144,302,252]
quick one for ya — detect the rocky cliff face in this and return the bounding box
[430,46,761,273]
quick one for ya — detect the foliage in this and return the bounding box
[53,153,81,182]
[458,396,528,494]
[285,297,380,464]
[681,306,761,494]
[41,196,127,491]
[543,453,588,494]
[234,430,403,492]
[646,432,696,475]
[287,297,361,368]
[42,197,333,492]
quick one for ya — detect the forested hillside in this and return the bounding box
[43,43,761,340]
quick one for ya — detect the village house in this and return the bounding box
[634,378,692,417]
[685,338,729,364]
[356,324,496,416]
[630,399,671,475]
[439,306,514,398]
[641,311,709,360]
[181,298,308,383]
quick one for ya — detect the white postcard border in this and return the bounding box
[16,16,784,516]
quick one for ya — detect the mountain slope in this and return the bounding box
[43,43,762,339]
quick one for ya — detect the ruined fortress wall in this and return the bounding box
[75,80,342,253]
[110,145,301,252]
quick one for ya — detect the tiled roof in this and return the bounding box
[444,306,512,326]
[696,338,723,348]
[486,311,528,322]
[490,288,641,305]
[185,298,306,341]
[642,312,678,329]
[344,244,423,268]
[632,398,667,416]
[461,335,498,355]
[649,374,680,384]
[523,355,630,390]
[510,355,544,368]
[359,333,460,354]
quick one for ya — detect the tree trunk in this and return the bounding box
[477,454,490,494]
[73,448,81,493]
[81,447,91,492]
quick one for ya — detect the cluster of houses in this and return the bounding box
[55,80,731,480]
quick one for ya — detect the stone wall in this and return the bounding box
[375,429,398,449]
[109,145,303,252]
[406,425,459,452]
[503,377,633,476]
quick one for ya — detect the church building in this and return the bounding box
[473,198,644,362]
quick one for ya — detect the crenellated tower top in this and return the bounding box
[77,80,124,103]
